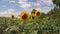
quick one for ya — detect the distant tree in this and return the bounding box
[46,7,60,19]
[52,0,60,7]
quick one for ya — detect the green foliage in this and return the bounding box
[0,7,60,34]
[52,0,60,7]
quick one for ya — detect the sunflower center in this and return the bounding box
[36,12,40,16]
[22,14,28,19]
[12,16,14,18]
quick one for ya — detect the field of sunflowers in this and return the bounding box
[0,7,60,34]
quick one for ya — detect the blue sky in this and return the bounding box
[0,0,54,17]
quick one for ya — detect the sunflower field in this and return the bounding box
[0,7,60,34]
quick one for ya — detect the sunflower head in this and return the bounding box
[30,14,36,20]
[35,9,41,18]
[10,14,15,19]
[20,11,29,23]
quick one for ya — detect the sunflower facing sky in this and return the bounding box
[20,11,29,22]
[35,9,41,18]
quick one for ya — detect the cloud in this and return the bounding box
[20,3,31,9]
[0,9,14,16]
[0,9,19,17]
[0,11,7,14]
[39,0,54,13]
[0,9,14,15]
[18,0,27,4]
[18,0,31,9]
[40,0,53,6]
[30,2,40,6]
[0,11,11,17]
[34,3,40,6]
[8,9,14,12]
[9,0,15,3]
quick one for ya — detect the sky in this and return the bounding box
[0,0,54,17]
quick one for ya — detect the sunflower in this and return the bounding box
[35,9,41,18]
[10,14,15,19]
[30,14,36,20]
[10,14,15,23]
[20,11,29,22]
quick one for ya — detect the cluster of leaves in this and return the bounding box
[0,7,60,34]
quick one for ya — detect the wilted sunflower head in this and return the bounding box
[20,11,29,22]
[30,14,36,20]
[35,9,41,18]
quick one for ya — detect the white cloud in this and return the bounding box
[20,3,31,8]
[18,0,27,4]
[9,0,15,3]
[8,9,14,12]
[29,1,40,6]
[33,3,40,6]
[0,9,19,17]
[0,8,14,15]
[35,3,40,6]
[40,0,53,6]
[18,1,25,4]
[18,0,31,9]
[0,10,13,15]
[0,11,7,14]
[40,0,54,13]
[0,11,11,17]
